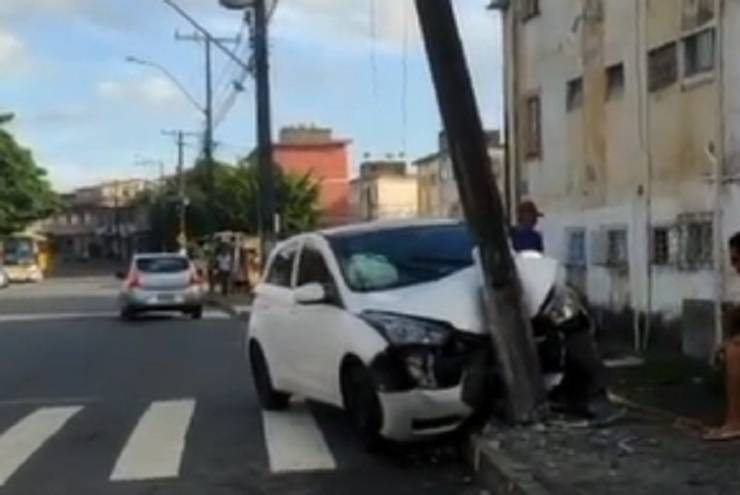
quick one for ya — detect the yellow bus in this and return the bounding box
[2,233,50,282]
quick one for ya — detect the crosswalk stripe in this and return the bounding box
[262,400,337,473]
[0,406,83,485]
[110,399,195,481]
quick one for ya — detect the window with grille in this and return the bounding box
[566,229,587,266]
[606,229,628,267]
[652,227,671,265]
[524,95,542,159]
[648,42,678,92]
[521,0,540,21]
[684,28,715,78]
[606,63,625,100]
[566,77,583,112]
[678,213,713,270]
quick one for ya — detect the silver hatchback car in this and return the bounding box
[118,253,204,320]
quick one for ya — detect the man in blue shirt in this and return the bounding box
[510,200,544,253]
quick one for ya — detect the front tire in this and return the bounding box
[250,343,290,411]
[342,364,384,452]
[189,307,203,320]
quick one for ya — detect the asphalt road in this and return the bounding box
[0,277,479,494]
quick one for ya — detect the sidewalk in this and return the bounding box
[469,351,740,494]
[205,290,252,320]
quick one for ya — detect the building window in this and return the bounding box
[521,0,539,21]
[652,227,671,265]
[606,229,629,267]
[684,28,715,78]
[648,42,678,92]
[678,213,713,270]
[566,77,583,112]
[566,229,587,266]
[524,95,542,159]
[606,63,625,100]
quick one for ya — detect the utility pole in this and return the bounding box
[163,130,198,253]
[175,32,238,237]
[253,0,277,261]
[415,0,545,423]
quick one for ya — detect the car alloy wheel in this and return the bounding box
[343,364,383,451]
[249,343,290,411]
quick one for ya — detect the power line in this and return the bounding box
[401,2,410,156]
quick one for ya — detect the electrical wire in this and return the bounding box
[400,2,410,157]
[369,0,379,103]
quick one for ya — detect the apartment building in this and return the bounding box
[496,0,740,356]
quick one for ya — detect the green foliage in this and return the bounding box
[0,115,57,236]
[146,158,321,248]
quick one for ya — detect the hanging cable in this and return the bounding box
[369,0,379,103]
[400,1,410,157]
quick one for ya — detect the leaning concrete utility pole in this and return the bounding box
[415,0,545,422]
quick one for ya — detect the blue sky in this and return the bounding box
[0,0,503,192]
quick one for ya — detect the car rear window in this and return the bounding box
[136,257,190,274]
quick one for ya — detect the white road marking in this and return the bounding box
[262,400,337,473]
[0,406,83,485]
[0,310,233,324]
[110,399,195,481]
[0,312,118,323]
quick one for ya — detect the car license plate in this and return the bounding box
[158,294,176,303]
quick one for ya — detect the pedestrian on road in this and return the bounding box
[705,232,740,441]
[510,200,544,253]
[216,246,233,296]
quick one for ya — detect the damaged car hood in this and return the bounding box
[354,252,560,335]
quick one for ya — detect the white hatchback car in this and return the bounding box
[248,220,586,447]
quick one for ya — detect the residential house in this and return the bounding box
[350,161,418,221]
[496,0,740,357]
[42,179,152,261]
[414,130,505,218]
[271,125,351,226]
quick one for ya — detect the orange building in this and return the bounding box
[272,126,351,226]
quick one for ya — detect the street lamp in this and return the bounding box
[125,56,206,116]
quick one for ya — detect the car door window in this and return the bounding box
[297,246,342,305]
[266,246,297,288]
[297,247,334,285]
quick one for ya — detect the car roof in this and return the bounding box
[318,218,464,238]
[133,253,188,260]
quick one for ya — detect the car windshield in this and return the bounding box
[327,224,475,292]
[135,257,190,274]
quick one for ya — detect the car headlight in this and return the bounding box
[540,286,583,326]
[360,311,452,347]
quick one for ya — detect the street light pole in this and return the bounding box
[175,32,238,238]
[253,0,276,259]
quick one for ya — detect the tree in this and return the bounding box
[0,115,57,236]
[144,159,320,249]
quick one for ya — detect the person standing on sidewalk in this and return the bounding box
[216,246,233,296]
[705,232,740,441]
[510,200,544,253]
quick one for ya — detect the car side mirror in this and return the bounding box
[294,283,327,305]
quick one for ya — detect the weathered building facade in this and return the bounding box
[414,130,505,218]
[498,0,740,356]
[350,161,419,221]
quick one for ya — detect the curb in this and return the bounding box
[466,434,552,495]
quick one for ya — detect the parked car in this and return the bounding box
[247,220,590,448]
[0,267,9,289]
[118,253,205,320]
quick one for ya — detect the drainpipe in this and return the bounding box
[712,0,727,356]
